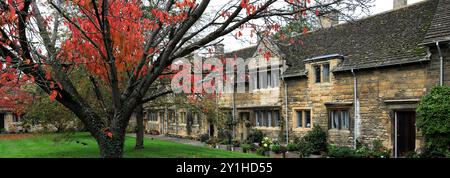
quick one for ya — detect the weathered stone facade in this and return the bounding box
[129,107,209,138]
[0,110,23,133]
[138,0,450,157]
[283,61,430,149]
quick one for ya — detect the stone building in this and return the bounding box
[279,0,450,157]
[0,107,23,133]
[139,0,450,157]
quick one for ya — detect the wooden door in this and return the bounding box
[0,113,4,131]
[396,111,416,157]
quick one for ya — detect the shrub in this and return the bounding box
[256,147,267,156]
[218,128,232,144]
[303,126,328,154]
[279,145,287,154]
[286,143,298,152]
[271,144,281,153]
[404,151,421,158]
[370,140,390,158]
[327,145,360,158]
[249,143,257,151]
[271,144,287,154]
[241,144,252,153]
[416,86,450,157]
[296,139,313,158]
[206,138,218,146]
[246,130,264,144]
[219,139,229,145]
[148,130,160,135]
[261,137,273,150]
[199,134,210,143]
[355,139,390,158]
[232,140,241,147]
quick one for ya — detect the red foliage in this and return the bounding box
[60,0,154,82]
[0,71,33,114]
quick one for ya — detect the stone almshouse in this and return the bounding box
[0,108,23,133]
[132,0,450,157]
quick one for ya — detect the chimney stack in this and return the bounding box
[393,0,407,10]
[319,11,339,28]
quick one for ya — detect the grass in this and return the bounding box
[0,132,262,158]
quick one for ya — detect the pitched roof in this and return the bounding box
[224,45,257,59]
[421,0,450,45]
[278,0,439,75]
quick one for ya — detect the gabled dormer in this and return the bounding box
[303,54,344,87]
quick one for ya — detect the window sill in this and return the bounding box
[251,87,280,92]
[254,126,281,131]
[328,129,350,133]
[293,127,312,132]
[312,82,332,86]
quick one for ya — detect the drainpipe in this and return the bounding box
[282,75,289,144]
[436,42,444,86]
[232,77,237,142]
[165,108,168,134]
[351,69,360,149]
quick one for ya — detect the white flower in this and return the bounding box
[263,144,268,147]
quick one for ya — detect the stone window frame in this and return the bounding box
[322,63,330,82]
[249,66,281,92]
[147,111,159,123]
[312,62,332,84]
[158,111,165,123]
[292,107,313,131]
[12,114,21,123]
[179,111,187,125]
[192,112,201,126]
[328,109,350,130]
[254,109,281,128]
[168,110,177,126]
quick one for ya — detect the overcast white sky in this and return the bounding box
[216,0,425,52]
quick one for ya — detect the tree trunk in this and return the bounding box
[69,105,131,158]
[135,104,144,149]
[98,134,126,158]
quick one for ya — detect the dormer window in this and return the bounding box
[314,65,321,83]
[323,63,330,82]
[313,63,331,83]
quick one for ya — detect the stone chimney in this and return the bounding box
[394,0,407,10]
[214,44,225,57]
[319,11,339,28]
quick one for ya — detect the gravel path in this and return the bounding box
[127,134,206,147]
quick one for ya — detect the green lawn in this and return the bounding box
[0,132,262,158]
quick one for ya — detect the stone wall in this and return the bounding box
[128,108,209,138]
[218,56,285,141]
[2,113,14,132]
[283,58,429,150]
[426,46,450,89]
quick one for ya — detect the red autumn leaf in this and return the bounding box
[5,56,12,63]
[45,71,52,80]
[263,51,271,61]
[106,132,113,139]
[49,90,58,101]
[303,27,309,34]
[57,82,63,89]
